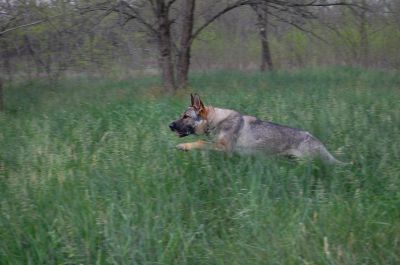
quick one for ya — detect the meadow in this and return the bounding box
[0,67,399,264]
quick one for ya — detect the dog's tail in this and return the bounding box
[318,146,349,166]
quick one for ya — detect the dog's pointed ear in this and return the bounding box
[192,93,204,111]
[190,93,195,106]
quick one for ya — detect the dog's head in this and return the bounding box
[169,94,208,137]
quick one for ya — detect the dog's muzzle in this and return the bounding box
[169,122,176,131]
[169,122,192,137]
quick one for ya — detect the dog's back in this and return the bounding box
[233,113,343,164]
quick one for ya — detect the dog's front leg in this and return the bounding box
[176,137,231,152]
[176,140,208,151]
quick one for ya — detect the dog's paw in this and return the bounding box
[176,143,189,151]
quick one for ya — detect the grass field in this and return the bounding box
[1,67,399,264]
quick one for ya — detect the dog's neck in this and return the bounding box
[205,106,239,135]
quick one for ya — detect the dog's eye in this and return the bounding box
[183,114,189,119]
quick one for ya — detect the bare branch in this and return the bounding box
[191,0,258,42]
[191,0,354,43]
[267,10,329,44]
[166,0,178,9]
[0,19,45,36]
[267,0,357,8]
[79,1,158,37]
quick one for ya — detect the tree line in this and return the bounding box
[0,0,399,103]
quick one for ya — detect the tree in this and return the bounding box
[0,0,364,98]
[0,79,3,112]
[251,0,358,71]
[84,0,259,91]
[176,0,195,88]
[317,0,384,67]
[348,0,370,67]
[252,2,273,71]
[67,0,358,90]
[0,0,49,111]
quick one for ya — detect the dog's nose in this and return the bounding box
[169,122,176,130]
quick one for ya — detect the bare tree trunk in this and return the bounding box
[24,35,50,77]
[1,42,12,81]
[176,0,195,89]
[359,0,369,67]
[0,77,3,112]
[253,4,273,72]
[155,1,176,92]
[157,27,175,92]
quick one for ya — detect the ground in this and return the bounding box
[0,67,399,264]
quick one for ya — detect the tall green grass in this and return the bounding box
[1,68,399,264]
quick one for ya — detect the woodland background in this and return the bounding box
[1,0,399,92]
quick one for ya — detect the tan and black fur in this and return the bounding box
[169,94,344,165]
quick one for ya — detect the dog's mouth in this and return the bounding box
[175,130,191,137]
[170,127,193,137]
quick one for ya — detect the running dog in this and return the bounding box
[169,94,344,165]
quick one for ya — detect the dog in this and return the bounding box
[169,94,344,165]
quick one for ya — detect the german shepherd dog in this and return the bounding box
[169,94,344,165]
